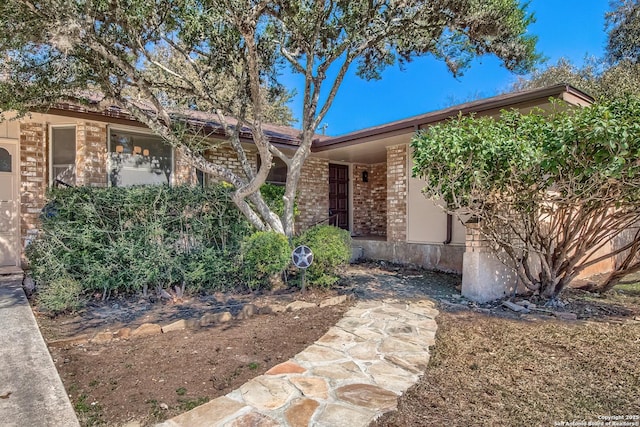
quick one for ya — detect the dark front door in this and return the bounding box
[329,164,349,230]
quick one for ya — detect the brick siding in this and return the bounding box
[386,144,407,241]
[19,122,47,249]
[352,162,387,236]
[75,122,107,187]
[296,157,329,233]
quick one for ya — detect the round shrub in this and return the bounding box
[241,231,291,290]
[37,276,84,313]
[294,225,351,288]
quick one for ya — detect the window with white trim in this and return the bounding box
[50,126,76,187]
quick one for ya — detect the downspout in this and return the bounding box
[444,213,453,245]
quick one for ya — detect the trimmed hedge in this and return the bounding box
[241,231,291,290]
[27,185,254,310]
[294,225,351,288]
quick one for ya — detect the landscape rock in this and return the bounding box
[319,295,347,307]
[161,319,193,333]
[217,311,233,323]
[554,311,578,321]
[199,313,218,327]
[114,328,131,339]
[131,323,161,337]
[502,301,530,313]
[516,300,537,309]
[236,304,258,320]
[22,276,36,294]
[90,331,114,344]
[47,334,90,348]
[286,301,317,311]
[285,398,320,427]
[264,304,286,313]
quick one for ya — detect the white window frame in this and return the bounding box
[48,124,77,187]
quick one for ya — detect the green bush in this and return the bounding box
[241,231,291,290]
[294,225,351,288]
[37,276,84,313]
[27,185,252,305]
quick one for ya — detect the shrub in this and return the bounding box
[294,225,351,288]
[241,231,291,290]
[27,185,251,301]
[37,276,84,313]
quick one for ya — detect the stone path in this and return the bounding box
[158,297,439,427]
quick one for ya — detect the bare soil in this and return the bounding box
[35,288,352,426]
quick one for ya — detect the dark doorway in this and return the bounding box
[329,163,349,230]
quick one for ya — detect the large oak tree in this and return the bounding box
[0,0,538,236]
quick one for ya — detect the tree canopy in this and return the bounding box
[412,97,640,298]
[0,0,539,236]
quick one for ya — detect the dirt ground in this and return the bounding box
[35,287,352,426]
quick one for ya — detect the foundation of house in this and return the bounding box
[352,238,464,274]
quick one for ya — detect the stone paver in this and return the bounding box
[158,298,439,427]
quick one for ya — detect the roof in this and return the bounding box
[313,84,594,152]
[44,84,592,151]
[46,99,325,148]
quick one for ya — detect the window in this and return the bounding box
[50,126,76,186]
[0,147,11,172]
[258,156,288,185]
[108,129,173,187]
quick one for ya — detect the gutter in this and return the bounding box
[312,83,594,152]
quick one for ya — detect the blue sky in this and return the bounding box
[285,1,611,136]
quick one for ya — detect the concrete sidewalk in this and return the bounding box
[0,274,79,427]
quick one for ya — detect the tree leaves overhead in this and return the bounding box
[606,0,640,64]
[0,0,539,236]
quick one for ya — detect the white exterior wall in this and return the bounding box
[406,147,465,245]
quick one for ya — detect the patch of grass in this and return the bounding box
[248,362,259,370]
[74,393,103,426]
[176,387,187,396]
[178,397,209,411]
[373,310,640,427]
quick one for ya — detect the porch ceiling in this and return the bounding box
[311,131,410,164]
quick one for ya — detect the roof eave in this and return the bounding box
[312,84,594,152]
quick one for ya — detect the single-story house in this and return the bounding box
[0,83,598,301]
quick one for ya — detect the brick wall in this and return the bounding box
[202,145,257,184]
[352,162,386,236]
[296,157,329,233]
[173,149,198,186]
[19,122,47,248]
[386,144,407,241]
[464,222,491,253]
[75,122,107,187]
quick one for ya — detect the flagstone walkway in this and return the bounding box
[158,297,439,427]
